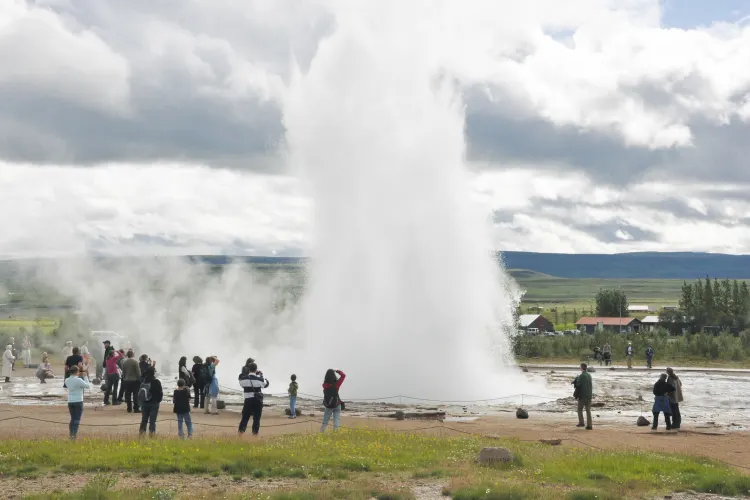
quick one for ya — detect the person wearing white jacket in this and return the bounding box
[3,345,15,383]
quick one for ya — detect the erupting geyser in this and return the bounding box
[284,2,537,400]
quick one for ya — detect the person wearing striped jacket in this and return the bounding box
[238,362,269,435]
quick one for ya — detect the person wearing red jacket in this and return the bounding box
[321,369,345,432]
[103,349,123,406]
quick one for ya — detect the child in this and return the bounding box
[288,374,298,419]
[173,379,193,439]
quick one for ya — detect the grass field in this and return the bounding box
[509,269,684,307]
[0,318,59,336]
[6,429,750,499]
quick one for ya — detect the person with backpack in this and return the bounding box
[173,379,193,439]
[238,362,269,435]
[65,365,90,439]
[191,356,205,409]
[138,365,163,436]
[178,356,194,398]
[115,349,127,403]
[121,350,142,413]
[288,374,298,419]
[321,369,346,432]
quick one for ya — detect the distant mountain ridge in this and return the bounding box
[499,251,750,279]
[3,252,748,280]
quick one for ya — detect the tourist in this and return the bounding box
[625,342,634,369]
[602,343,612,366]
[65,365,90,440]
[36,353,54,383]
[652,373,675,430]
[178,356,194,398]
[102,340,114,370]
[103,349,123,405]
[321,369,346,432]
[204,356,220,415]
[593,345,602,366]
[62,341,73,371]
[116,349,127,403]
[645,344,655,369]
[64,347,84,388]
[21,335,32,367]
[80,346,91,380]
[238,362,269,435]
[288,374,298,419]
[138,366,163,436]
[121,350,142,413]
[191,356,205,409]
[574,363,593,430]
[666,367,683,430]
[2,344,15,383]
[173,378,193,439]
[139,354,150,380]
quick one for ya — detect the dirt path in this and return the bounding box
[0,403,748,471]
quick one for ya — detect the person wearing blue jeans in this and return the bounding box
[321,369,345,432]
[138,366,163,436]
[65,366,89,439]
[173,379,193,439]
[288,374,298,419]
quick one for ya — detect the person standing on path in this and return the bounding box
[238,362,270,435]
[574,363,593,430]
[2,345,15,383]
[626,342,634,368]
[21,336,32,367]
[121,350,142,413]
[178,356,194,399]
[64,347,83,388]
[191,356,205,409]
[65,365,89,439]
[62,341,73,372]
[138,366,163,436]
[652,373,675,430]
[103,349,123,405]
[666,367,683,430]
[173,379,193,439]
[645,344,655,369]
[288,374,298,419]
[321,369,346,432]
[602,342,612,366]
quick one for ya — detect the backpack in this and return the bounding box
[199,365,211,386]
[323,385,339,409]
[138,381,152,405]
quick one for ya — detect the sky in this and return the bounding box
[1,0,750,258]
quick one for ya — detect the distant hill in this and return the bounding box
[500,251,750,279]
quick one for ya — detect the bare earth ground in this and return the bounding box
[1,366,748,498]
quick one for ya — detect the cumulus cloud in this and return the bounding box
[1,0,750,255]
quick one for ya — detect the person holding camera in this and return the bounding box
[238,362,269,435]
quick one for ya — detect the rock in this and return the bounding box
[539,439,561,446]
[609,367,616,371]
[477,447,514,465]
[394,411,405,420]
[92,378,101,385]
[522,367,529,372]
[591,402,605,408]
[637,416,650,427]
[284,408,303,417]
[516,408,529,419]
[586,367,596,373]
[216,400,226,410]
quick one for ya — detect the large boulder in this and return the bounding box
[637,416,651,427]
[516,408,529,419]
[477,447,514,465]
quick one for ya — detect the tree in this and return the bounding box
[595,289,629,317]
[731,280,741,316]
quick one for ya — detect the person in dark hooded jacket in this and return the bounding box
[652,373,675,431]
